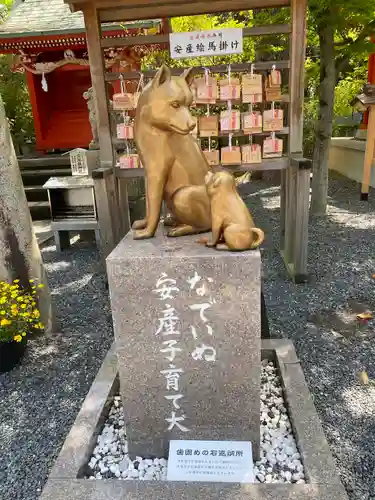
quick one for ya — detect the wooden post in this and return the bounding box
[282,0,309,282]
[361,104,375,200]
[92,167,118,260]
[292,158,311,283]
[83,4,113,168]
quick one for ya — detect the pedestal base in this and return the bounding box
[39,340,348,500]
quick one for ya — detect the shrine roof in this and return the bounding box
[0,0,159,38]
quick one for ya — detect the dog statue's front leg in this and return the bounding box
[132,177,149,230]
[133,172,166,240]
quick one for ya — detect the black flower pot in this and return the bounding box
[0,338,27,373]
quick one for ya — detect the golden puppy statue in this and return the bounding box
[201,170,265,251]
[132,64,212,239]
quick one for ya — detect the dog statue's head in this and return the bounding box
[205,170,236,197]
[138,65,197,135]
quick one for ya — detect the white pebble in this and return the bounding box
[284,471,292,482]
[87,361,305,484]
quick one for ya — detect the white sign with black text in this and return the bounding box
[169,28,243,59]
[167,440,254,483]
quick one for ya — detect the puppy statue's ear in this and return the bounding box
[180,67,196,87]
[153,64,171,87]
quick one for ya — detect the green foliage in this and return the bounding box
[0,1,35,151]
[0,55,35,150]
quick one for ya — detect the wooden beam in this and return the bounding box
[361,104,375,199]
[106,61,290,81]
[83,4,113,168]
[114,157,289,179]
[98,0,290,23]
[100,24,291,48]
[113,129,290,150]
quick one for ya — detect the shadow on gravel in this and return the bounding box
[0,237,113,500]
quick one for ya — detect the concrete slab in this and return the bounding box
[40,340,348,500]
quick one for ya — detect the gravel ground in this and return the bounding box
[240,171,375,500]
[0,172,374,499]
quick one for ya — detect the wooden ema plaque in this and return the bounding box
[199,115,219,137]
[263,109,284,132]
[265,69,282,101]
[242,144,262,164]
[263,137,283,158]
[194,76,218,104]
[113,93,135,111]
[219,78,241,100]
[116,124,134,139]
[221,146,241,165]
[203,150,220,166]
[243,92,263,104]
[265,86,282,102]
[242,74,263,103]
[220,110,241,132]
[242,112,262,134]
[119,154,139,169]
[270,69,282,86]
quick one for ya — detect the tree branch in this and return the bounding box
[335,21,375,76]
[334,19,375,49]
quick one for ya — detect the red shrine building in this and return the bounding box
[0,0,164,153]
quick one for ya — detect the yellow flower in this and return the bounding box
[0,310,5,315]
[37,284,45,289]
[13,279,20,283]
[13,334,22,342]
[1,318,12,326]
[21,332,26,337]
[11,308,18,316]
[0,297,6,304]
[16,296,23,302]
[20,304,27,309]
[33,310,40,319]
[29,279,34,283]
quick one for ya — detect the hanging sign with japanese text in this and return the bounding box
[167,440,254,483]
[169,28,243,59]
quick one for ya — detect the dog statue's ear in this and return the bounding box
[213,176,222,189]
[153,64,171,87]
[180,67,195,87]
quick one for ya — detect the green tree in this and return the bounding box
[0,0,35,153]
[309,1,375,215]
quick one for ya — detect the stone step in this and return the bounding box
[18,155,71,169]
[24,185,49,202]
[28,200,51,221]
[21,168,72,177]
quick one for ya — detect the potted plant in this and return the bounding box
[0,278,44,373]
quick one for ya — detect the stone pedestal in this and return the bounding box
[107,228,261,459]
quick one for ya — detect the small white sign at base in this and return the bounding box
[167,440,254,483]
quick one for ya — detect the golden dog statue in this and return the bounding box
[132,64,212,239]
[200,171,265,251]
